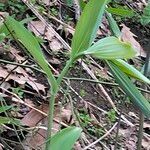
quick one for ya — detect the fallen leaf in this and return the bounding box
[21,109,44,127]
[142,138,150,149]
[5,64,28,77]
[28,21,55,41]
[48,57,61,65]
[0,67,46,93]
[49,38,63,52]
[42,0,50,5]
[9,47,25,62]
[121,24,146,57]
[28,21,46,36]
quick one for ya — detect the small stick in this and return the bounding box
[83,122,118,150]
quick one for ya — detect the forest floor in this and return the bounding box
[0,0,150,150]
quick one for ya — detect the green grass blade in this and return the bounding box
[112,59,150,84]
[82,36,136,59]
[106,11,121,38]
[0,116,20,125]
[2,16,57,93]
[107,61,150,118]
[106,7,134,17]
[50,127,82,150]
[71,0,108,58]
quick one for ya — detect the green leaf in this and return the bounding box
[106,11,121,38]
[65,0,73,6]
[0,116,20,125]
[141,2,150,25]
[81,36,136,59]
[107,61,150,118]
[1,16,57,93]
[50,127,82,150]
[0,106,12,113]
[106,7,134,17]
[112,59,150,84]
[78,0,86,11]
[71,0,108,58]
[0,33,6,43]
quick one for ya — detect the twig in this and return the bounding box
[83,122,118,150]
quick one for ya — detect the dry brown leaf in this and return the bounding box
[28,21,55,41]
[21,107,46,127]
[48,57,61,65]
[9,47,25,62]
[5,64,28,77]
[121,24,146,57]
[0,67,46,93]
[28,20,63,52]
[28,21,46,36]
[142,138,150,149]
[26,78,46,93]
[22,104,60,149]
[43,0,49,5]
[49,38,63,52]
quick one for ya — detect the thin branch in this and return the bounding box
[83,122,118,150]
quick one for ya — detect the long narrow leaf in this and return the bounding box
[112,59,150,84]
[81,36,136,59]
[106,7,134,17]
[0,106,12,113]
[1,16,57,93]
[50,127,82,150]
[107,61,150,118]
[106,11,121,38]
[71,0,108,58]
[0,116,20,125]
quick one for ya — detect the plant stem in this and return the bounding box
[57,59,73,86]
[137,50,150,150]
[45,92,57,150]
[45,58,73,150]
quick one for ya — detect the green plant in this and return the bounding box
[0,0,150,149]
[79,113,92,127]
[141,2,150,25]
[0,97,19,125]
[107,109,116,123]
[0,0,27,18]
[80,89,86,97]
[12,87,24,98]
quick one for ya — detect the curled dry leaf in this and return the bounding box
[121,24,146,57]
